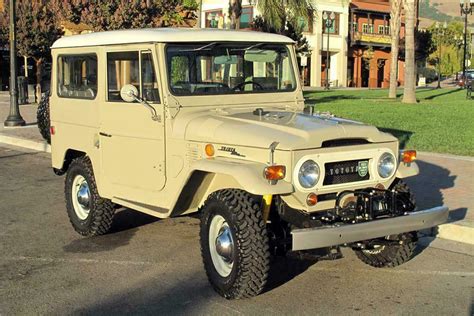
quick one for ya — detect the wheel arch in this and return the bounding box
[170,159,294,217]
[53,148,88,175]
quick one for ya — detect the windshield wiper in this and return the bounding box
[194,42,219,51]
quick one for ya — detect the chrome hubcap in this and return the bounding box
[72,175,91,220]
[215,226,234,263]
[209,215,234,277]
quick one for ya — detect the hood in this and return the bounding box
[183,109,397,150]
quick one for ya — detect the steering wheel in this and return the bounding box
[232,81,264,91]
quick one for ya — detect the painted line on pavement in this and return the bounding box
[309,266,474,277]
[3,255,156,266]
[0,135,50,153]
[418,151,474,162]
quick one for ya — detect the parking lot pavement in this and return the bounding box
[0,145,473,315]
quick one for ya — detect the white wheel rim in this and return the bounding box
[71,175,91,220]
[209,215,234,277]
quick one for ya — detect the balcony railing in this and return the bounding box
[351,32,391,45]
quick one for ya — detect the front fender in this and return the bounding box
[190,158,294,195]
[395,161,419,178]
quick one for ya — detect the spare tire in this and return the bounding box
[37,92,50,144]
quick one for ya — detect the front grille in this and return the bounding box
[323,159,370,185]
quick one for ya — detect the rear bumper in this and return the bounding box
[291,206,449,251]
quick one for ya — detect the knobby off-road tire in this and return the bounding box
[199,189,270,299]
[65,156,115,236]
[37,93,51,144]
[354,179,417,268]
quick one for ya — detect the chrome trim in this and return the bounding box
[291,206,449,251]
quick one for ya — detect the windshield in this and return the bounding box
[166,43,296,96]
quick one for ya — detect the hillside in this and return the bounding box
[419,0,474,28]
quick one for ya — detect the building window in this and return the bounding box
[378,25,390,35]
[322,13,340,34]
[351,22,358,33]
[205,10,223,28]
[297,10,313,33]
[362,23,374,34]
[57,54,97,99]
[239,6,253,29]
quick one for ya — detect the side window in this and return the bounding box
[107,51,139,102]
[107,51,160,103]
[141,51,160,102]
[57,54,97,99]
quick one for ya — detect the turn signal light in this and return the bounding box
[306,193,318,206]
[401,150,417,163]
[205,144,215,157]
[50,126,55,136]
[264,165,286,181]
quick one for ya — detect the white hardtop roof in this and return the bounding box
[51,28,295,49]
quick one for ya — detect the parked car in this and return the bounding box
[46,28,448,299]
[458,71,474,87]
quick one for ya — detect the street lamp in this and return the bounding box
[4,0,25,127]
[435,21,448,89]
[322,11,336,90]
[454,35,464,81]
[460,0,474,83]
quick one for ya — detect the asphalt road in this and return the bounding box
[0,145,473,315]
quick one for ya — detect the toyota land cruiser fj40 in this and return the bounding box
[48,28,448,299]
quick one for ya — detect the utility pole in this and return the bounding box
[4,0,25,127]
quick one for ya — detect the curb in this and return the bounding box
[0,134,50,153]
[436,223,474,245]
[0,134,472,246]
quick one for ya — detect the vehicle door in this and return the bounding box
[99,48,166,204]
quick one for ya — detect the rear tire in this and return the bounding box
[37,93,50,144]
[65,156,115,236]
[199,189,270,299]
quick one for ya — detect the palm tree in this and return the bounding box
[257,0,311,31]
[388,0,402,99]
[228,0,312,31]
[402,0,416,104]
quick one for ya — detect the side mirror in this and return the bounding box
[120,84,139,103]
[119,84,161,122]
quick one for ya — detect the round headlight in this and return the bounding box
[378,152,396,178]
[298,160,320,188]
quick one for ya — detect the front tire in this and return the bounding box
[199,189,270,299]
[354,179,417,268]
[65,156,115,236]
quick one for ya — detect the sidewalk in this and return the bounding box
[0,92,48,151]
[0,92,472,245]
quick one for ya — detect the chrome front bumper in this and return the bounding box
[291,206,449,251]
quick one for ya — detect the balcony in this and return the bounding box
[351,31,391,47]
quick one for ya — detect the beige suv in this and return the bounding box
[49,28,448,299]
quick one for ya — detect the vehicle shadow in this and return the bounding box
[263,253,319,294]
[404,159,465,254]
[378,128,413,149]
[63,208,158,254]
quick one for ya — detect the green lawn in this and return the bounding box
[304,88,474,156]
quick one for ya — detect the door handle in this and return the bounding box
[99,132,112,138]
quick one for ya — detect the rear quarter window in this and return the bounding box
[57,54,98,100]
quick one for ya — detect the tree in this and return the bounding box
[402,0,416,104]
[15,0,63,99]
[388,0,402,99]
[51,0,198,31]
[256,0,312,32]
[228,0,242,29]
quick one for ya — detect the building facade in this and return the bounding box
[199,0,350,88]
[348,0,405,88]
